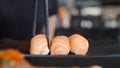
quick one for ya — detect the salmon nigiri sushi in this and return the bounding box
[69,34,89,55]
[50,36,70,55]
[0,48,33,68]
[30,34,49,55]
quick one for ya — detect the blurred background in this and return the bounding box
[56,0,120,55]
[0,0,120,55]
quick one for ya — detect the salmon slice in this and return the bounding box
[30,34,49,55]
[50,36,70,55]
[69,34,89,55]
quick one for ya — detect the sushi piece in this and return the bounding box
[30,34,49,55]
[50,36,70,55]
[69,34,89,55]
[0,48,33,68]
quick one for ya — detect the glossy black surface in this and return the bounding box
[25,55,120,68]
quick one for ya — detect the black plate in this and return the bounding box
[24,39,120,68]
[25,54,120,68]
[1,39,120,68]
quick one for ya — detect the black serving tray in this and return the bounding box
[1,38,120,68]
[0,38,120,68]
[25,54,120,68]
[24,39,120,68]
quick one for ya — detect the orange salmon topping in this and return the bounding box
[0,48,24,61]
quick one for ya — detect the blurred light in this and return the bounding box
[104,20,118,28]
[72,8,79,16]
[80,20,93,29]
[81,7,102,16]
